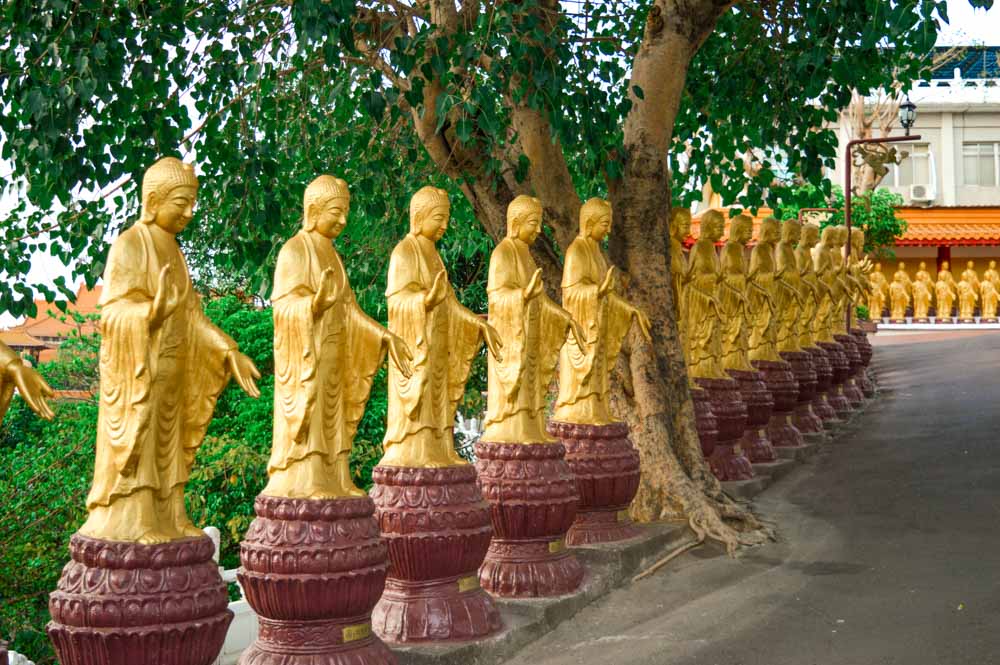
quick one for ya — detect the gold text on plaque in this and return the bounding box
[342,623,372,643]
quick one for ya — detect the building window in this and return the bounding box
[962,142,1000,187]
[893,143,931,187]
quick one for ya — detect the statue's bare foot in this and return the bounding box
[342,484,367,498]
[137,529,172,545]
[177,522,205,539]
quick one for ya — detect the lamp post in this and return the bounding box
[842,95,920,329]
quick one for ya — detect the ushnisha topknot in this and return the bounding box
[409,186,449,234]
[140,157,198,223]
[507,195,542,238]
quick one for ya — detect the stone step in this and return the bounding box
[752,458,797,483]
[721,476,770,500]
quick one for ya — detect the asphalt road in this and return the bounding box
[504,332,1000,665]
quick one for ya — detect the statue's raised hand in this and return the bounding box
[633,308,653,343]
[227,350,261,398]
[150,265,181,331]
[6,361,54,420]
[598,266,616,297]
[569,318,587,349]
[312,268,340,317]
[524,268,544,301]
[385,332,414,378]
[425,270,449,311]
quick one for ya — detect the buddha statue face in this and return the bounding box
[581,198,612,242]
[967,260,975,270]
[781,219,802,245]
[309,196,349,239]
[702,211,724,242]
[760,217,779,244]
[409,186,450,242]
[850,228,864,252]
[730,215,753,245]
[820,225,837,245]
[670,208,692,241]
[419,204,449,241]
[942,260,950,271]
[991,261,997,269]
[800,223,819,247]
[919,261,926,270]
[148,186,197,234]
[898,262,906,271]
[875,262,882,272]
[507,195,543,245]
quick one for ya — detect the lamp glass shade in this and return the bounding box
[899,98,917,131]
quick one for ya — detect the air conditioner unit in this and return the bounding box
[909,183,936,203]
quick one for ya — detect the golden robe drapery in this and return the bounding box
[485,237,571,442]
[381,233,482,467]
[554,236,633,425]
[0,342,18,420]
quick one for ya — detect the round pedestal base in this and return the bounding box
[548,421,642,546]
[806,346,839,424]
[727,369,777,463]
[816,342,853,417]
[237,496,395,661]
[370,465,500,642]
[834,334,865,406]
[476,441,584,597]
[694,377,753,480]
[48,535,232,665]
[851,329,874,366]
[793,401,825,433]
[752,360,803,448]
[692,387,718,457]
[780,351,821,433]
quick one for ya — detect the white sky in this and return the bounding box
[3,0,1000,327]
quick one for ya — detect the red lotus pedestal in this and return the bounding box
[851,330,876,397]
[694,377,754,480]
[370,465,500,642]
[780,350,823,434]
[752,359,803,448]
[48,535,232,665]
[547,421,642,546]
[475,441,584,597]
[834,334,865,407]
[692,387,718,458]
[816,341,852,419]
[806,346,839,424]
[237,496,395,664]
[727,369,777,463]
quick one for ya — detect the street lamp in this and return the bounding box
[842,97,921,329]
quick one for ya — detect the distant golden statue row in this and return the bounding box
[17,157,648,545]
[668,210,872,380]
[869,260,1000,321]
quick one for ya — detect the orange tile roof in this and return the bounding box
[894,207,1000,246]
[19,285,101,339]
[0,328,52,348]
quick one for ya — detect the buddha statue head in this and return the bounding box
[850,227,865,253]
[799,222,820,248]
[410,186,450,241]
[303,175,350,239]
[991,260,997,270]
[941,260,950,271]
[730,214,753,245]
[820,225,838,246]
[780,218,802,245]
[898,261,906,272]
[139,156,199,234]
[507,195,543,244]
[834,225,849,248]
[759,216,780,244]
[701,210,725,243]
[669,208,692,242]
[967,260,976,270]
[580,197,612,241]
[919,261,927,270]
[875,262,883,272]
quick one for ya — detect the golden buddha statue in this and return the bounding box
[775,219,804,352]
[812,226,841,341]
[80,157,261,544]
[796,222,825,348]
[266,176,413,499]
[935,268,957,319]
[961,260,981,295]
[554,197,651,425]
[682,210,727,380]
[893,262,913,299]
[719,214,754,372]
[981,279,999,320]
[958,279,978,320]
[983,260,999,290]
[830,226,858,335]
[747,217,782,362]
[381,186,502,468]
[669,208,692,363]
[889,272,910,320]
[485,196,585,441]
[868,262,889,320]
[0,341,54,421]
[938,260,957,291]
[843,227,870,330]
[912,279,932,320]
[915,261,934,303]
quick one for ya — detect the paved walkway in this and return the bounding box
[504,332,1000,665]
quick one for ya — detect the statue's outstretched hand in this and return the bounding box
[312,268,340,317]
[425,270,449,311]
[481,321,504,363]
[7,361,54,420]
[386,332,413,378]
[569,319,587,349]
[634,308,653,343]
[227,351,261,398]
[524,269,544,301]
[150,265,181,331]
